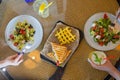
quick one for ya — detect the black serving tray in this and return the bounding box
[40,21,84,67]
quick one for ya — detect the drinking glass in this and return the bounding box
[33,0,49,18]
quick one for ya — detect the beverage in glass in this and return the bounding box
[88,51,107,65]
[33,0,49,18]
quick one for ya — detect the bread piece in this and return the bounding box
[51,42,71,64]
[47,52,56,60]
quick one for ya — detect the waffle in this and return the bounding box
[55,27,76,45]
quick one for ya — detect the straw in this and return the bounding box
[41,2,53,14]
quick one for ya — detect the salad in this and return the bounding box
[90,13,120,46]
[9,20,35,50]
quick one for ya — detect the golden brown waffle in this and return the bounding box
[55,27,76,45]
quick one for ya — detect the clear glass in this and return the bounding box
[33,0,49,18]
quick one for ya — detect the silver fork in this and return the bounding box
[18,42,32,54]
[22,43,32,53]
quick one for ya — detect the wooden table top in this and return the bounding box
[0,0,119,80]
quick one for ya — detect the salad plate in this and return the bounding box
[5,15,43,53]
[84,12,120,51]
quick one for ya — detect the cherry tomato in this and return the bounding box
[99,42,104,46]
[14,42,18,46]
[100,34,104,39]
[10,34,14,40]
[19,29,26,35]
[104,13,108,19]
[100,28,104,33]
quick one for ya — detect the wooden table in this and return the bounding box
[0,0,119,80]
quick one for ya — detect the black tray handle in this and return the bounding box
[49,65,67,80]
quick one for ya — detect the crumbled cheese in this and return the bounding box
[96,35,101,39]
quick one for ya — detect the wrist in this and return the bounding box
[107,66,120,80]
[2,59,11,67]
[0,60,8,68]
[107,65,115,73]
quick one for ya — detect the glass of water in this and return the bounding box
[33,0,49,18]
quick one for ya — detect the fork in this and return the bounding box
[18,42,32,54]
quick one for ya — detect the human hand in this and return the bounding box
[4,54,23,66]
[88,58,114,72]
[88,58,120,80]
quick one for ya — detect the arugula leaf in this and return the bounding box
[93,53,102,65]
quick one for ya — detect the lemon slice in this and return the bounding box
[39,2,46,12]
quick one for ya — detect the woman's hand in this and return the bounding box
[88,58,120,80]
[88,58,114,72]
[4,54,23,66]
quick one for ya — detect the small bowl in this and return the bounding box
[88,51,107,65]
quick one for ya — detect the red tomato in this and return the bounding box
[99,42,104,46]
[19,29,26,35]
[10,34,14,40]
[104,13,108,19]
[14,42,18,46]
[22,30,26,35]
[100,28,104,33]
[100,34,104,39]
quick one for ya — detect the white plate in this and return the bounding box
[84,12,120,51]
[5,15,43,53]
